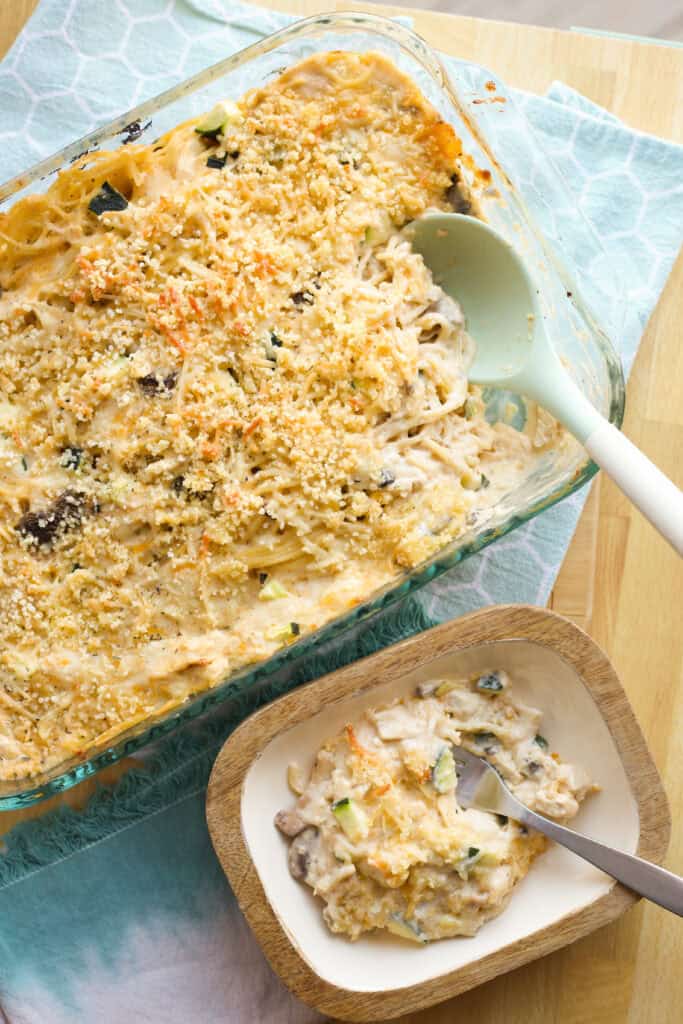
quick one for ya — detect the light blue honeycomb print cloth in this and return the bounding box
[0,3,682,1022]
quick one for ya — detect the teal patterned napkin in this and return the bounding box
[0,3,682,1022]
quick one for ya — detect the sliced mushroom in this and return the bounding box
[274,808,307,838]
[288,826,320,882]
[291,289,315,308]
[445,174,472,215]
[137,371,179,397]
[16,489,91,549]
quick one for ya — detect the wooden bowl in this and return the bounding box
[206,605,670,1022]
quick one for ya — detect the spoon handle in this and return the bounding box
[584,421,683,556]
[514,803,683,916]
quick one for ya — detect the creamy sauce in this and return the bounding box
[276,670,595,942]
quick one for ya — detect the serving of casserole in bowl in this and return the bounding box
[206,605,669,1021]
[0,14,624,807]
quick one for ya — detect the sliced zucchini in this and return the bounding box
[364,225,384,245]
[459,846,482,874]
[363,211,392,246]
[534,733,549,750]
[194,100,243,137]
[266,621,300,644]
[460,469,482,491]
[262,331,280,363]
[431,747,456,793]
[332,797,368,842]
[258,578,289,600]
[475,671,504,694]
[463,397,478,420]
[206,153,227,170]
[60,446,83,471]
[386,914,425,944]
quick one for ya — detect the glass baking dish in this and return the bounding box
[0,12,624,809]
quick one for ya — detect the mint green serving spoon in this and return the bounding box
[408,213,683,556]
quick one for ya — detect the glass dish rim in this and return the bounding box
[0,10,624,809]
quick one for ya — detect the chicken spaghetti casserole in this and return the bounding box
[276,669,595,942]
[0,52,565,779]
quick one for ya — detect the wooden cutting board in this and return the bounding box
[1,4,682,1023]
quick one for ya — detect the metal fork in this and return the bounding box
[453,745,683,916]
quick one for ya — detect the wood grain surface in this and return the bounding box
[1,3,682,1023]
[0,0,37,58]
[3,0,683,53]
[207,605,670,1022]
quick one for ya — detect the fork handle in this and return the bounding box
[516,805,683,916]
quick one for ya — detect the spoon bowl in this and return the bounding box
[407,213,540,386]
